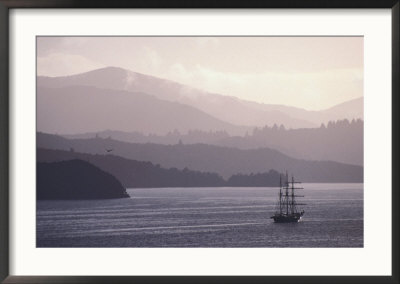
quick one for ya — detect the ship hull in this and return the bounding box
[271,213,304,223]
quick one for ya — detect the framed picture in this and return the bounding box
[0,1,398,283]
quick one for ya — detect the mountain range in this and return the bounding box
[38,66,363,133]
[37,66,363,184]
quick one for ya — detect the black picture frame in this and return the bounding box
[0,1,398,283]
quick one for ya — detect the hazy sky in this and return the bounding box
[37,37,363,110]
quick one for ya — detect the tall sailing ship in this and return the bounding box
[271,173,305,223]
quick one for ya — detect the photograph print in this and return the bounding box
[36,36,363,248]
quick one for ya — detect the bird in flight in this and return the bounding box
[106,149,113,153]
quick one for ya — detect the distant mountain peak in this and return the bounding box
[323,96,363,111]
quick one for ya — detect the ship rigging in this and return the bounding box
[271,173,305,223]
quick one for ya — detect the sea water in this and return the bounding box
[37,184,363,247]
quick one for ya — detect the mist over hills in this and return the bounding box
[38,66,363,130]
[37,66,363,183]
[38,85,248,135]
[38,132,363,182]
[67,118,363,166]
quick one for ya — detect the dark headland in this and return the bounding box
[37,159,129,200]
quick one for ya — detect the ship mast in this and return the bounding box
[291,176,295,215]
[290,175,305,214]
[279,175,283,214]
[285,171,289,216]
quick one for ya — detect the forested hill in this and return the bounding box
[37,159,129,200]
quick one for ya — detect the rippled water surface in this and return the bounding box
[37,184,363,247]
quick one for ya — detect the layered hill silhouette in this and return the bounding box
[68,118,363,166]
[38,85,248,135]
[37,148,283,187]
[37,159,129,200]
[38,132,363,182]
[38,149,225,188]
[38,66,363,130]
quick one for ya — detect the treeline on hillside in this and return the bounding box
[220,118,363,165]
[65,129,230,145]
[227,171,285,187]
[250,118,362,135]
[37,148,282,188]
[66,119,361,145]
